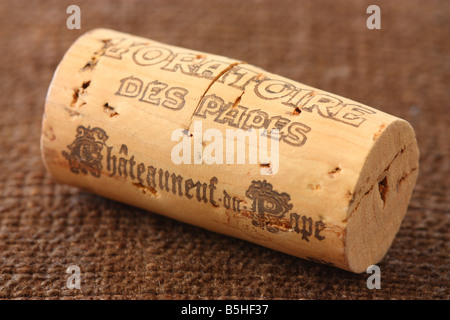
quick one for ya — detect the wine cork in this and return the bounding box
[41,29,419,273]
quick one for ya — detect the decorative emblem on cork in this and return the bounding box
[62,126,108,177]
[246,180,293,232]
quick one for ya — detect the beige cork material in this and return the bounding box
[41,28,419,273]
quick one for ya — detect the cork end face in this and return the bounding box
[345,120,419,273]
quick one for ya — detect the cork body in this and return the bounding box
[41,29,419,272]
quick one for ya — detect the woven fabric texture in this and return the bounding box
[0,0,448,299]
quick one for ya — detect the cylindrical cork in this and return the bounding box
[41,29,419,273]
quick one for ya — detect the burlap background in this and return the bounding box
[0,0,448,299]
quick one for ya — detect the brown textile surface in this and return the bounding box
[0,0,448,300]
